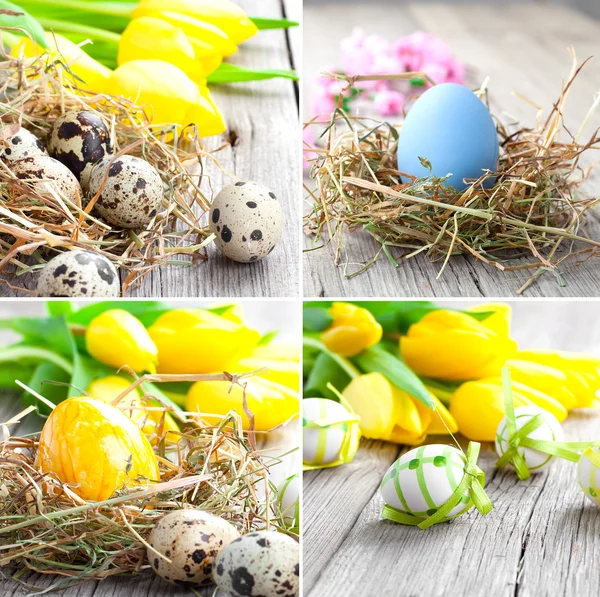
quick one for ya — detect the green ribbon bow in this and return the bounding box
[496,368,596,480]
[382,441,493,530]
[583,446,600,470]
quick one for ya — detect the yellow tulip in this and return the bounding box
[507,359,577,410]
[11,34,111,93]
[86,309,158,373]
[234,357,300,392]
[87,376,179,443]
[118,17,222,81]
[216,304,246,325]
[186,376,298,431]
[342,372,457,444]
[321,303,383,357]
[104,59,226,136]
[251,340,300,362]
[400,309,518,380]
[148,309,260,374]
[450,375,568,441]
[133,0,258,45]
[517,350,600,408]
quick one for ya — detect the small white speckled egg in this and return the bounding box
[303,398,360,467]
[380,444,474,523]
[148,510,240,588]
[88,155,163,229]
[213,531,299,597]
[36,250,120,297]
[578,447,600,506]
[495,406,563,472]
[48,110,113,190]
[278,474,300,528]
[208,181,283,263]
[10,155,81,203]
[0,127,47,162]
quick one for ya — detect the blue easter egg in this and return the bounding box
[397,83,499,191]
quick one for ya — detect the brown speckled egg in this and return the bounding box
[213,531,299,597]
[148,510,240,587]
[0,127,47,162]
[11,155,81,203]
[88,155,163,229]
[208,181,283,263]
[48,110,113,190]
[36,250,120,297]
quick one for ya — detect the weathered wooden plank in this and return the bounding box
[303,300,600,597]
[303,3,600,298]
[0,0,300,299]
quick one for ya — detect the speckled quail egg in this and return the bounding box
[208,181,283,263]
[88,155,163,229]
[0,127,47,162]
[148,510,240,587]
[36,249,120,297]
[48,110,113,190]
[213,531,299,597]
[11,155,81,203]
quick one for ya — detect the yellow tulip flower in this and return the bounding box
[186,376,299,431]
[133,0,258,45]
[234,357,300,392]
[321,303,383,357]
[400,309,518,380]
[342,372,457,444]
[517,350,600,408]
[87,375,179,443]
[148,309,260,374]
[118,16,222,81]
[450,375,568,441]
[11,34,111,93]
[86,310,158,373]
[251,340,300,362]
[104,59,226,136]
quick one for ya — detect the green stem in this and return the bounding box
[0,347,73,375]
[302,336,359,380]
[38,18,121,44]
[17,0,134,18]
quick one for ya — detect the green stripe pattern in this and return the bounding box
[380,444,473,521]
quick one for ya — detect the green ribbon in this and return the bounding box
[583,446,600,470]
[382,442,492,530]
[496,368,597,480]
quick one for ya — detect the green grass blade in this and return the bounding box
[207,63,298,84]
[251,17,299,30]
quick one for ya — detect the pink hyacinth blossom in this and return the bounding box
[373,89,405,117]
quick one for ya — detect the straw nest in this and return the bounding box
[0,43,224,295]
[304,52,600,294]
[0,373,295,590]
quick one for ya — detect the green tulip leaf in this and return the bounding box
[353,344,434,408]
[68,301,168,326]
[303,307,333,332]
[251,17,299,30]
[0,0,47,47]
[0,362,36,390]
[24,361,70,416]
[207,63,299,84]
[304,352,353,401]
[46,301,73,317]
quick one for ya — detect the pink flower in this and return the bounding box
[446,58,466,84]
[371,53,403,76]
[340,28,375,76]
[422,62,449,85]
[311,82,337,116]
[373,89,405,117]
[392,31,430,71]
[303,126,319,171]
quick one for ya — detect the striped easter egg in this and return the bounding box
[495,406,563,472]
[578,447,600,506]
[380,444,473,522]
[303,398,358,466]
[278,473,300,527]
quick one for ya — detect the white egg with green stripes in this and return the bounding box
[495,406,563,472]
[380,444,473,521]
[278,473,300,526]
[303,398,352,466]
[578,447,600,506]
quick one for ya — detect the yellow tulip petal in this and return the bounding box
[392,387,424,436]
[386,426,427,446]
[427,394,459,435]
[236,357,300,392]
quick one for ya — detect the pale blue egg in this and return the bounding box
[397,83,499,191]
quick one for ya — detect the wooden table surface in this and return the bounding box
[303,3,600,298]
[0,0,300,299]
[304,300,600,597]
[0,301,301,596]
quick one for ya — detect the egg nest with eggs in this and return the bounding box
[0,51,218,294]
[0,386,295,590]
[305,57,600,294]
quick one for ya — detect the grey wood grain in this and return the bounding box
[304,301,600,597]
[0,300,300,596]
[0,0,300,299]
[303,3,600,297]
